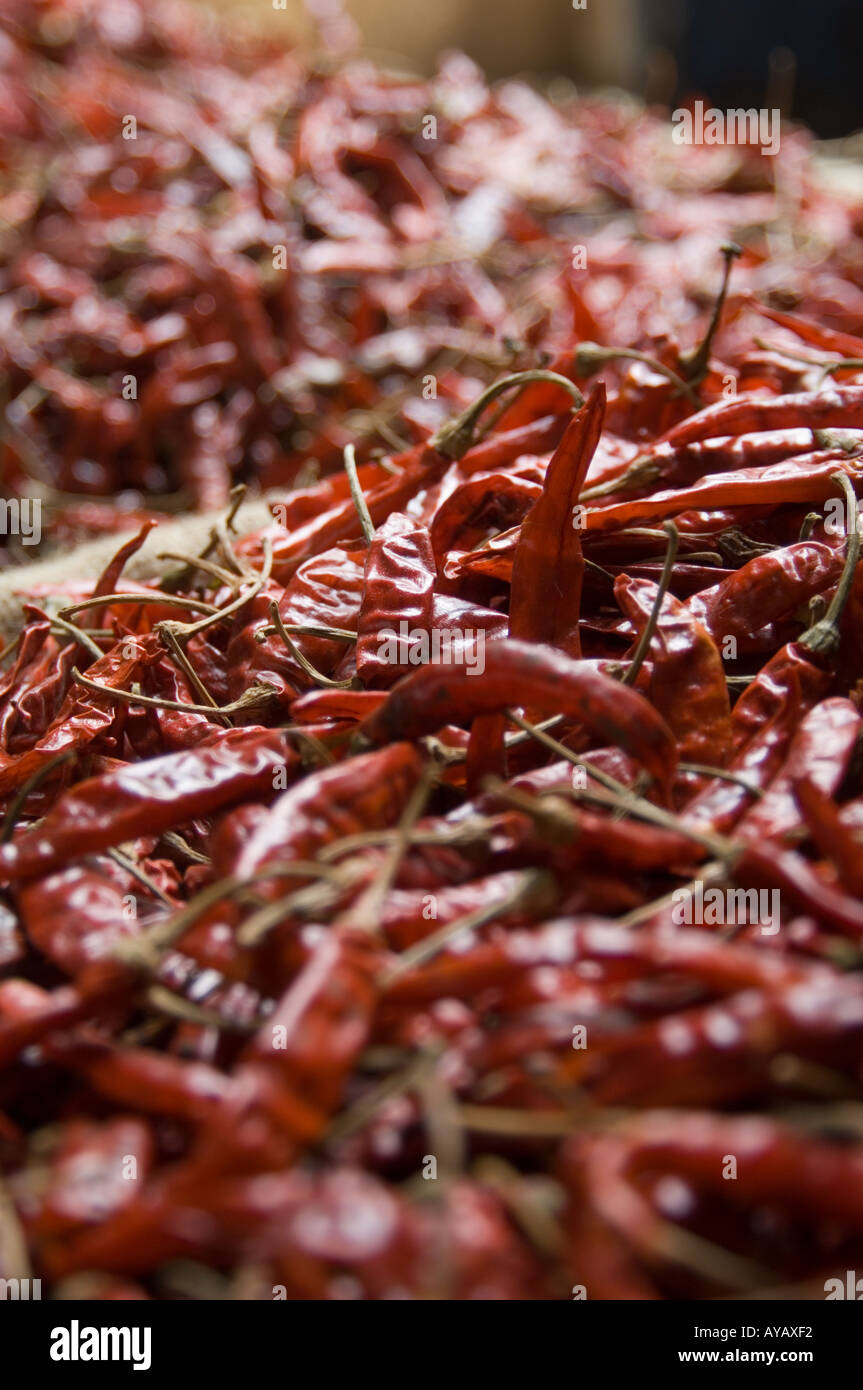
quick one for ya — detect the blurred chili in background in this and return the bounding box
[199,0,863,136]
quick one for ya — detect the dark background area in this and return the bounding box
[645,0,863,137]
[199,0,863,139]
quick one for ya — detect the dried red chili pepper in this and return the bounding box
[509,385,606,656]
[614,575,733,769]
[3,0,863,1306]
[356,513,437,686]
[359,639,678,796]
[686,540,845,652]
[0,728,300,880]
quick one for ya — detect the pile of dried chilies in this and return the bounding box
[2,0,863,1301]
[2,0,863,547]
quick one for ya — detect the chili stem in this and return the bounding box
[382,868,555,980]
[431,370,585,460]
[256,621,356,644]
[71,667,277,720]
[575,344,700,404]
[343,443,375,543]
[621,520,678,685]
[678,242,742,383]
[505,711,730,858]
[268,600,354,689]
[799,472,860,656]
[677,761,764,796]
[59,593,220,619]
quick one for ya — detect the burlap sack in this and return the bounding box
[0,496,278,644]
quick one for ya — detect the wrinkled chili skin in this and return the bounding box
[0,729,301,880]
[356,513,437,686]
[687,540,844,649]
[17,856,170,977]
[359,639,678,795]
[614,576,734,770]
[509,385,606,657]
[584,451,861,534]
[736,698,860,844]
[231,742,425,884]
[681,643,835,835]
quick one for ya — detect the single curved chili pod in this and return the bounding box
[16,857,158,976]
[726,641,835,758]
[583,451,860,535]
[456,413,571,476]
[509,383,606,656]
[289,688,385,724]
[358,639,678,795]
[43,1029,240,1123]
[90,520,158,608]
[0,727,301,880]
[660,384,863,448]
[238,927,381,1146]
[0,962,137,1068]
[429,472,541,564]
[734,840,863,938]
[687,541,845,649]
[231,742,425,882]
[751,301,863,357]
